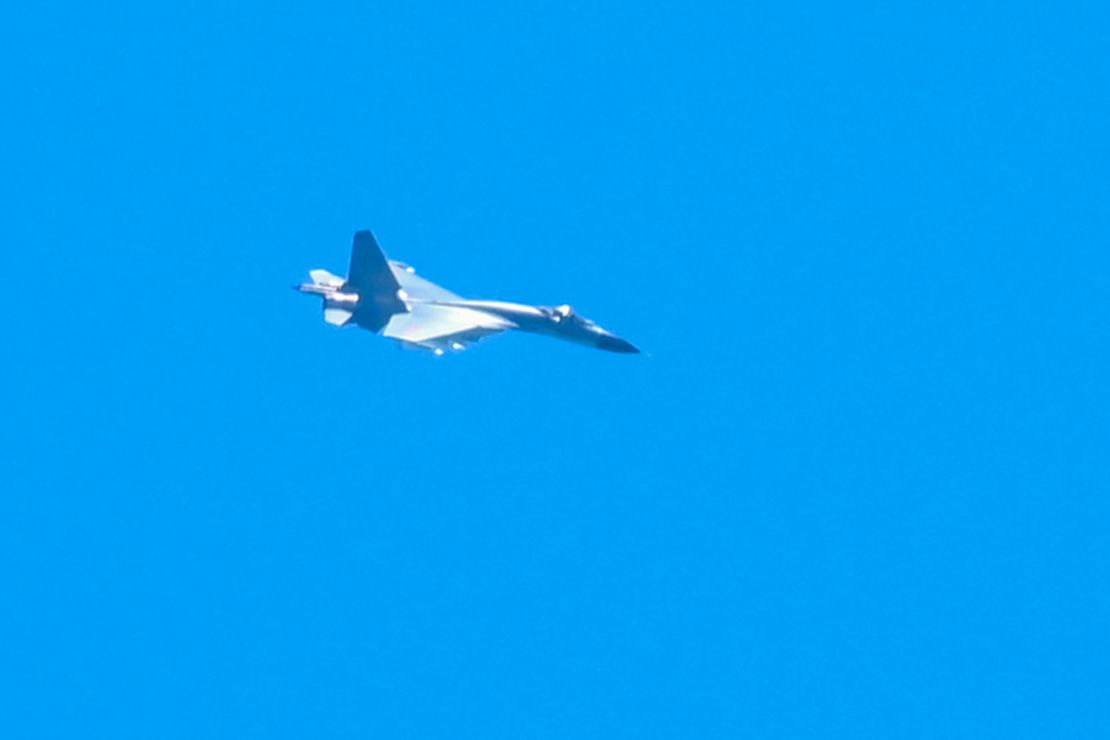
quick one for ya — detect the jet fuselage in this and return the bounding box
[429,300,639,353]
[295,230,639,355]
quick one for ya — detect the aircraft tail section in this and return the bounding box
[297,231,410,333]
[310,269,345,287]
[346,230,409,331]
[324,307,355,326]
[348,231,403,298]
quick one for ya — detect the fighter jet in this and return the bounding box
[294,230,640,355]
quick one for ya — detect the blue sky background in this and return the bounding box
[2,2,1108,737]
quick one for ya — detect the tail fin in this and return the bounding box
[346,230,408,331]
[347,231,403,298]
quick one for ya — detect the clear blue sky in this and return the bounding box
[2,2,1107,737]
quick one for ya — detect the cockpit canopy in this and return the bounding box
[547,304,600,330]
[549,304,587,325]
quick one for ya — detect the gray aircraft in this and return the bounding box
[294,230,640,355]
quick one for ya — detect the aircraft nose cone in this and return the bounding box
[597,336,640,354]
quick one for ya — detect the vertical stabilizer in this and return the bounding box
[346,231,408,331]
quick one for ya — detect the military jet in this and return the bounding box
[294,230,640,355]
